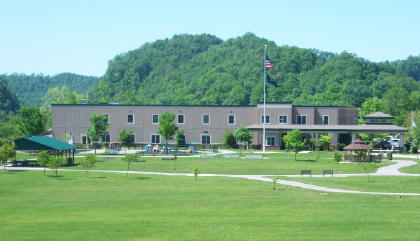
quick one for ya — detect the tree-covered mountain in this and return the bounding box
[89,33,420,111]
[3,73,99,106]
[0,77,20,120]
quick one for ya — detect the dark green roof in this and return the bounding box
[14,136,77,151]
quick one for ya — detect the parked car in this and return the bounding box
[378,141,391,149]
[391,139,400,149]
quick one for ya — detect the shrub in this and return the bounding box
[223,130,237,148]
[387,151,393,161]
[337,143,346,151]
[333,151,343,163]
[193,167,200,181]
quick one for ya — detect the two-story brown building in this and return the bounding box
[52,103,408,149]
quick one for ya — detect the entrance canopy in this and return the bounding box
[14,136,77,151]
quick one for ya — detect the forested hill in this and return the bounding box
[3,73,99,106]
[89,33,420,109]
[0,77,19,119]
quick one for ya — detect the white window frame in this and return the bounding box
[177,114,185,125]
[152,114,159,124]
[322,115,329,125]
[201,134,211,145]
[228,114,236,125]
[127,114,135,124]
[296,115,307,125]
[261,115,271,124]
[128,134,136,144]
[266,136,276,146]
[151,134,161,144]
[202,114,210,125]
[81,134,91,144]
[102,132,111,143]
[279,115,288,124]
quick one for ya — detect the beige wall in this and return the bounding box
[52,104,359,145]
[53,105,257,144]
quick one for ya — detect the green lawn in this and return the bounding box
[399,157,420,174]
[280,176,420,193]
[2,170,420,240]
[63,151,390,175]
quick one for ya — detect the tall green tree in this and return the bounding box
[235,125,253,150]
[0,119,20,145]
[87,114,109,155]
[283,129,307,161]
[17,107,45,136]
[359,97,387,123]
[318,133,333,151]
[157,112,178,152]
[0,143,14,173]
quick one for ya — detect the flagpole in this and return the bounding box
[263,45,267,153]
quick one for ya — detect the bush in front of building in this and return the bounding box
[223,130,237,148]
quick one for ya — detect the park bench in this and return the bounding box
[245,155,263,159]
[301,169,312,176]
[223,155,240,158]
[199,154,217,158]
[162,157,175,160]
[323,170,333,176]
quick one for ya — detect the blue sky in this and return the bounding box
[1,0,420,76]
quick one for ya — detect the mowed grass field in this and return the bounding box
[62,151,391,175]
[2,170,420,241]
[282,176,420,193]
[5,151,420,240]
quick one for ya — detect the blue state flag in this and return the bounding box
[266,73,277,87]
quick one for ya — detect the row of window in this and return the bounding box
[101,114,329,125]
[119,114,236,125]
[261,115,329,125]
[81,133,212,145]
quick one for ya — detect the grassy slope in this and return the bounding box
[2,171,420,241]
[62,152,390,175]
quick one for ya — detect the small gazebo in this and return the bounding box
[343,138,372,161]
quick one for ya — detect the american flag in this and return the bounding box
[264,55,274,69]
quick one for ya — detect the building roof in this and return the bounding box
[52,103,352,108]
[14,136,77,151]
[246,124,408,132]
[364,112,394,119]
[343,138,372,151]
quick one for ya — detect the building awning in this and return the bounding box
[14,136,77,151]
[246,124,408,133]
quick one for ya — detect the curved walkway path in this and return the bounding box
[5,159,420,196]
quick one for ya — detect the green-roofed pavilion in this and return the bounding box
[14,136,77,165]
